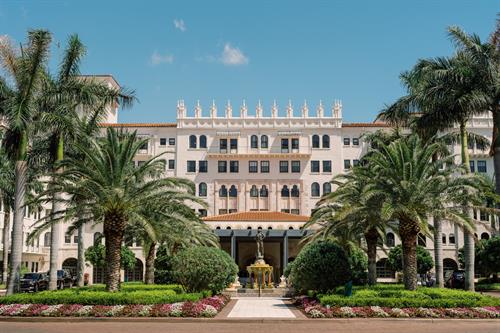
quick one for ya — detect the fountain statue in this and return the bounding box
[246,229,273,290]
[255,229,265,263]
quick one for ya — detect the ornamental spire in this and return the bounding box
[256,99,263,118]
[317,100,324,117]
[240,99,247,118]
[225,100,232,118]
[271,100,278,118]
[194,99,202,118]
[301,100,309,118]
[286,99,293,118]
[210,100,217,118]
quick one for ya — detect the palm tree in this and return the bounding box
[0,30,51,295]
[35,34,134,290]
[0,144,14,285]
[365,134,490,290]
[31,128,202,291]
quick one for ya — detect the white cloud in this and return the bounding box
[151,51,174,65]
[173,19,186,32]
[220,43,248,66]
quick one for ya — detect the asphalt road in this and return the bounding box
[1,319,499,333]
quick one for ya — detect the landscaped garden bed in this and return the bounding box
[0,283,229,317]
[294,284,500,319]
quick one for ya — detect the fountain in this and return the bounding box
[246,230,274,292]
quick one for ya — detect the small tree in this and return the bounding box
[350,247,368,285]
[154,245,175,284]
[388,245,434,275]
[85,244,136,271]
[476,237,500,280]
[289,240,351,293]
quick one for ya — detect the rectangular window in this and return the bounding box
[344,159,351,169]
[280,209,290,213]
[260,161,270,173]
[291,209,300,215]
[249,161,258,173]
[477,160,487,173]
[139,142,148,151]
[480,211,489,221]
[218,209,228,215]
[198,209,207,217]
[291,138,299,150]
[230,161,239,173]
[469,161,475,173]
[311,160,320,173]
[228,209,238,214]
[187,160,196,173]
[168,159,175,170]
[343,138,350,146]
[281,138,289,153]
[353,159,360,167]
[218,161,227,173]
[160,138,167,146]
[352,138,359,146]
[137,161,146,167]
[219,139,228,152]
[280,161,289,173]
[291,160,301,173]
[230,138,238,150]
[323,160,332,173]
[73,235,78,243]
[168,138,176,146]
[199,160,208,173]
[65,234,71,244]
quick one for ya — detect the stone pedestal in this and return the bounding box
[247,260,273,289]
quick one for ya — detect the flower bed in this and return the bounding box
[0,295,229,318]
[294,296,500,319]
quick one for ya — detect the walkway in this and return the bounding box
[227,297,296,318]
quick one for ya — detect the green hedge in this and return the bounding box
[320,285,500,308]
[476,283,500,291]
[82,283,184,293]
[0,289,207,305]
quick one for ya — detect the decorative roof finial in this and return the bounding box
[333,99,342,118]
[177,99,187,118]
[240,99,247,118]
[194,99,202,118]
[302,100,309,118]
[256,99,263,118]
[210,100,217,118]
[287,99,293,118]
[225,100,232,118]
[271,99,278,118]
[317,100,324,118]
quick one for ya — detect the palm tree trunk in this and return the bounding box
[48,195,63,290]
[6,160,27,295]
[2,206,10,284]
[76,224,85,287]
[145,241,156,284]
[460,122,475,291]
[365,229,378,286]
[401,232,418,291]
[433,216,444,287]
[493,109,500,235]
[103,215,125,292]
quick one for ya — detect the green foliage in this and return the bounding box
[84,244,136,269]
[0,283,206,305]
[289,240,351,293]
[349,247,368,285]
[154,245,175,284]
[387,245,434,274]
[171,246,238,294]
[458,236,500,276]
[320,284,500,308]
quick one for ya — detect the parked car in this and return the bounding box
[445,270,465,289]
[56,269,73,289]
[20,272,49,292]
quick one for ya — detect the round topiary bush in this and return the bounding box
[171,246,238,294]
[289,240,351,293]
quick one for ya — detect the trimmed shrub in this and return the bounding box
[154,245,176,284]
[349,247,368,285]
[289,240,351,293]
[171,246,238,294]
[388,245,433,274]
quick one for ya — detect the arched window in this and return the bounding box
[481,232,490,240]
[281,185,290,197]
[216,226,221,230]
[288,226,294,230]
[442,233,447,244]
[247,226,252,230]
[268,226,272,230]
[376,258,396,278]
[260,185,269,197]
[312,135,320,148]
[189,135,197,149]
[226,226,231,230]
[199,135,207,148]
[386,232,395,247]
[219,185,228,197]
[251,135,258,149]
[322,135,330,148]
[311,182,320,197]
[250,185,259,197]
[43,232,51,247]
[229,185,238,197]
[291,185,300,197]
[93,232,102,245]
[449,233,455,244]
[261,135,269,149]
[198,182,207,197]
[323,182,332,194]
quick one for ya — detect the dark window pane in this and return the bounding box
[312,135,320,148]
[323,160,332,172]
[322,135,330,148]
[160,138,167,146]
[311,161,320,173]
[291,161,301,173]
[249,161,258,173]
[261,135,269,148]
[218,161,227,173]
[343,138,350,146]
[280,161,289,173]
[230,161,239,173]
[261,161,270,173]
[199,160,208,173]
[187,160,196,172]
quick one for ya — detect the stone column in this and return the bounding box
[283,232,289,271]
[231,233,236,260]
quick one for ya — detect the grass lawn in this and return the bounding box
[0,282,210,305]
[319,284,500,308]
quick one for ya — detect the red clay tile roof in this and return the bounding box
[342,122,390,128]
[99,123,177,128]
[202,211,309,222]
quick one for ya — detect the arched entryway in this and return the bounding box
[93,266,104,284]
[125,258,144,282]
[443,258,458,279]
[376,258,396,279]
[62,258,77,277]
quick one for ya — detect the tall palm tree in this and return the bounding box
[35,34,134,290]
[365,134,491,290]
[0,143,14,285]
[31,128,202,292]
[0,30,51,295]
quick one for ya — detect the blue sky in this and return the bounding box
[0,0,498,123]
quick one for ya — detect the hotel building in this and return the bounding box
[0,75,496,284]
